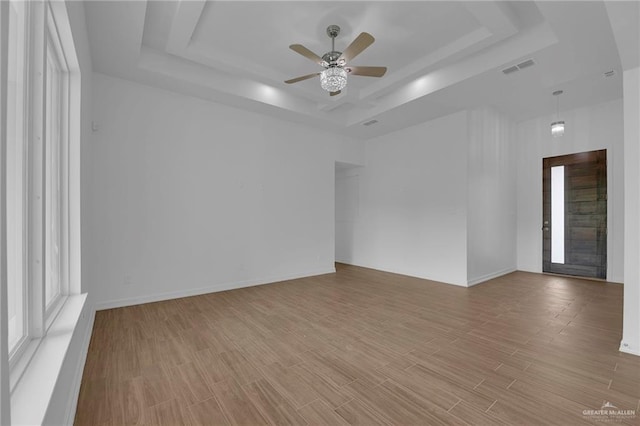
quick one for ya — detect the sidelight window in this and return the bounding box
[551,165,565,264]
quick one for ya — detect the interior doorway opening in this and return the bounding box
[335,162,361,264]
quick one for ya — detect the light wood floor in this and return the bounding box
[76,264,640,425]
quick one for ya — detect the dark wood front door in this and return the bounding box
[542,150,607,279]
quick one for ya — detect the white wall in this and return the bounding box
[516,99,625,283]
[467,107,517,285]
[335,108,517,287]
[336,111,469,286]
[622,66,640,355]
[334,139,365,167]
[86,73,356,308]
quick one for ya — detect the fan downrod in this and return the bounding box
[323,25,343,66]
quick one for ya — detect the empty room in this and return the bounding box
[1,0,640,425]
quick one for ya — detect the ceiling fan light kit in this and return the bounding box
[285,24,387,95]
[320,67,347,92]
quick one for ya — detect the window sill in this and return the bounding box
[45,293,68,333]
[10,293,88,425]
[9,293,69,392]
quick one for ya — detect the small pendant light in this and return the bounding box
[551,90,565,137]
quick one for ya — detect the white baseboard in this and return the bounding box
[94,267,336,311]
[335,260,468,287]
[619,341,640,357]
[467,267,517,287]
[64,304,95,425]
[608,276,624,284]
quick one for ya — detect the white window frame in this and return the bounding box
[5,0,29,365]
[44,1,70,321]
[3,0,81,391]
[1,1,14,422]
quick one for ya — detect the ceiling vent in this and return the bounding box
[517,59,535,69]
[501,59,536,75]
[604,70,616,78]
[363,119,378,126]
[501,65,519,75]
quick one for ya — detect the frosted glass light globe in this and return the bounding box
[551,121,565,137]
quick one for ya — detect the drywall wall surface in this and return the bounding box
[87,73,344,307]
[467,107,517,285]
[339,110,469,286]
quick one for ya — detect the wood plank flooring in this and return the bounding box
[75,264,640,425]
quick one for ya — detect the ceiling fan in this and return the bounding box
[285,25,387,96]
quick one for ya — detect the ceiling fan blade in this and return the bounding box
[285,73,320,84]
[289,44,324,65]
[330,90,341,97]
[338,32,375,63]
[346,66,387,77]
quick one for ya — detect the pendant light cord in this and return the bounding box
[553,90,563,120]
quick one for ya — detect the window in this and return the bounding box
[551,165,565,264]
[45,8,70,310]
[7,0,27,357]
[3,0,77,371]
[1,1,82,422]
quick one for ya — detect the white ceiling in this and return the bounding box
[84,1,632,139]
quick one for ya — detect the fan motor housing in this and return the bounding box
[322,51,343,66]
